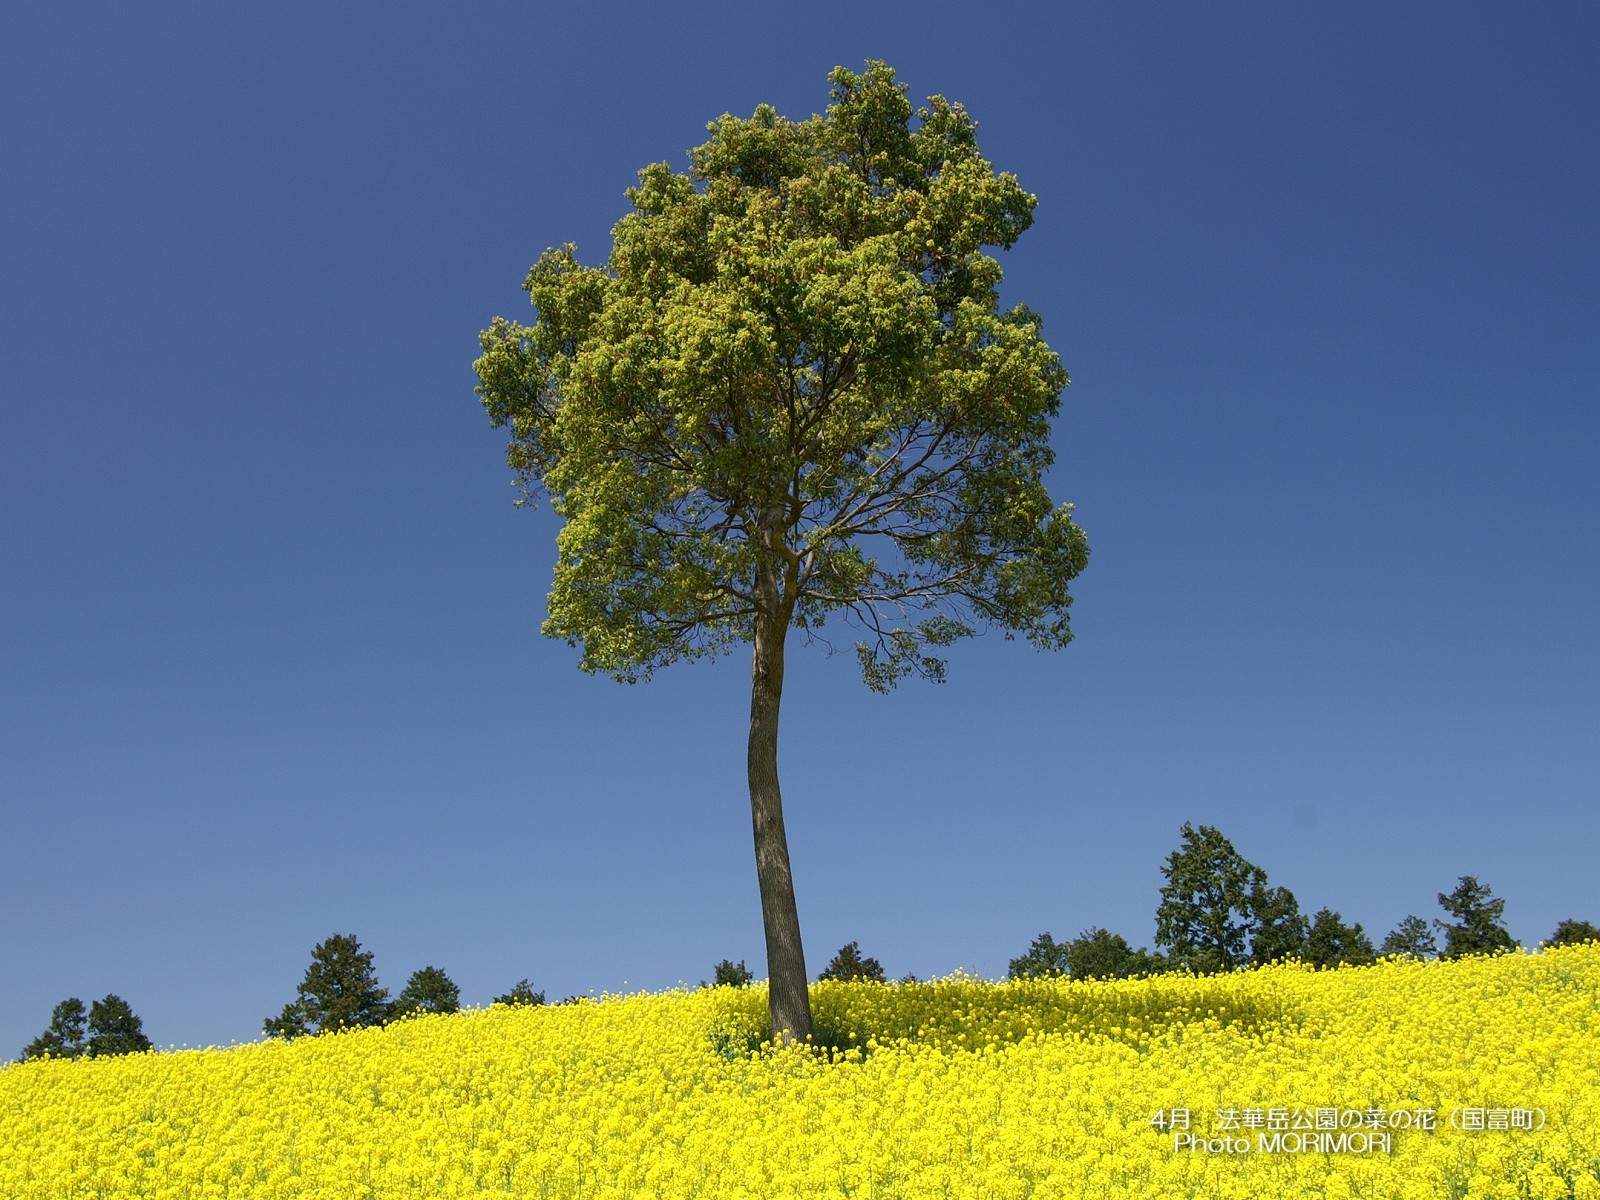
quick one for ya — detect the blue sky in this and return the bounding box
[2,2,1595,1058]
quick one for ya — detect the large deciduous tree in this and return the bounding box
[474,62,1087,1043]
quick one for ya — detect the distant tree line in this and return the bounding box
[19,996,151,1062]
[18,839,1600,1061]
[1006,823,1597,982]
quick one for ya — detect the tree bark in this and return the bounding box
[748,512,812,1045]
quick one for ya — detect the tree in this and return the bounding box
[1064,927,1163,980]
[1548,919,1600,948]
[1155,824,1301,973]
[1434,876,1516,959]
[492,979,546,1006]
[85,995,152,1058]
[1248,883,1309,967]
[264,933,391,1039]
[21,997,87,1062]
[1304,908,1377,969]
[817,941,887,983]
[21,995,151,1061]
[1008,932,1069,979]
[473,62,1087,1044]
[1379,915,1437,958]
[702,959,754,988]
[391,966,461,1018]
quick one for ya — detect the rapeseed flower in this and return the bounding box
[2,946,1597,1197]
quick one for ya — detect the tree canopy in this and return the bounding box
[492,979,546,1007]
[474,61,1085,1043]
[20,995,150,1061]
[265,933,391,1039]
[1304,907,1377,969]
[1009,928,1160,980]
[1154,824,1306,972]
[391,966,461,1019]
[1380,915,1438,959]
[20,998,88,1062]
[475,60,1085,691]
[703,959,754,988]
[1548,919,1600,948]
[1435,876,1516,959]
[817,942,887,983]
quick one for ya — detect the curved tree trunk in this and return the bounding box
[748,530,812,1045]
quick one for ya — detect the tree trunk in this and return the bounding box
[748,529,812,1045]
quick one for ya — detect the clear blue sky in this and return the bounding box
[2,2,1595,1058]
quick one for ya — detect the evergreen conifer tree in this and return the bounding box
[492,979,546,1006]
[264,933,391,1038]
[1548,919,1600,947]
[20,997,87,1061]
[1380,914,1438,958]
[1008,932,1070,979]
[391,966,461,1018]
[85,995,152,1057]
[1304,908,1377,968]
[1434,877,1516,959]
[817,942,886,982]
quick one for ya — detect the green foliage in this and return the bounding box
[1435,876,1517,959]
[492,979,546,1006]
[21,997,87,1061]
[391,966,461,1019]
[1304,908,1377,969]
[264,933,391,1039]
[1064,928,1165,980]
[21,995,150,1062]
[1008,932,1069,979]
[472,58,1087,692]
[1380,914,1438,959]
[85,995,152,1058]
[1548,919,1600,948]
[1155,824,1306,972]
[1010,929,1161,981]
[817,942,887,983]
[1249,884,1309,967]
[702,959,754,988]
[473,58,1086,1049]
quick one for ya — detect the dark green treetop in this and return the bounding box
[1304,908,1377,969]
[264,933,391,1039]
[85,995,152,1058]
[702,959,754,988]
[1248,883,1309,967]
[1435,876,1517,959]
[21,995,151,1062]
[1548,919,1600,948]
[492,979,546,1006]
[817,942,887,983]
[1155,824,1305,973]
[1380,914,1438,959]
[1008,932,1069,979]
[1064,927,1164,980]
[391,966,461,1019]
[20,997,88,1062]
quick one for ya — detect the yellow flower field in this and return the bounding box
[4,945,1598,1199]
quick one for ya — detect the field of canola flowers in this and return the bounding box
[3,944,1599,1200]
